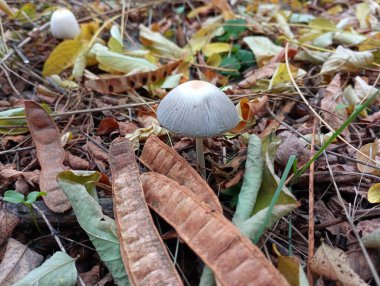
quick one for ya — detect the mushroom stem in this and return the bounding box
[195,137,206,178]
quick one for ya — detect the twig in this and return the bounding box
[307,118,316,285]
[323,152,380,286]
[31,203,86,286]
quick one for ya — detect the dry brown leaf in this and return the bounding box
[0,238,44,286]
[79,265,100,286]
[310,242,368,286]
[237,63,278,88]
[320,73,350,139]
[97,117,119,135]
[109,138,183,286]
[141,172,289,286]
[260,101,295,138]
[210,0,235,20]
[356,140,380,175]
[65,152,90,170]
[0,163,39,190]
[85,61,181,93]
[24,101,70,213]
[140,136,223,213]
[0,208,19,246]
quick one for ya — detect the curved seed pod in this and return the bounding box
[140,136,222,213]
[86,61,181,93]
[109,138,183,286]
[25,101,70,213]
[141,172,290,286]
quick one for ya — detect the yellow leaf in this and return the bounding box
[203,43,231,57]
[356,2,370,29]
[80,21,100,41]
[42,39,83,77]
[206,53,222,67]
[187,4,212,18]
[356,140,380,176]
[368,183,380,203]
[269,63,299,88]
[309,17,337,31]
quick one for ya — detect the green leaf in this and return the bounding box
[57,171,130,286]
[0,107,28,135]
[239,135,298,240]
[236,49,255,70]
[3,190,25,204]
[220,56,240,76]
[160,74,182,89]
[13,251,77,286]
[232,135,263,226]
[363,228,380,248]
[217,19,247,41]
[25,191,47,205]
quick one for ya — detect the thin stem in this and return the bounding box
[196,138,206,178]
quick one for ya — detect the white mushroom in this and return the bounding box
[50,8,80,40]
[157,80,239,177]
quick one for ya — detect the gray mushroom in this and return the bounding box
[157,80,239,177]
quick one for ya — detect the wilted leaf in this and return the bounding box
[243,36,282,66]
[356,2,371,29]
[210,0,235,20]
[269,63,304,89]
[25,101,71,213]
[141,172,289,286]
[109,138,182,285]
[125,125,166,149]
[13,251,77,286]
[0,210,19,245]
[310,243,368,286]
[91,43,157,75]
[187,20,223,54]
[139,25,184,60]
[333,32,366,46]
[0,238,43,286]
[0,107,28,135]
[42,39,83,77]
[57,171,130,286]
[308,17,337,31]
[368,183,380,203]
[108,25,123,53]
[160,73,182,89]
[140,136,223,213]
[238,63,278,88]
[321,46,374,74]
[356,140,380,176]
[0,0,14,16]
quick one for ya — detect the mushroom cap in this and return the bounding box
[157,80,239,137]
[50,8,80,40]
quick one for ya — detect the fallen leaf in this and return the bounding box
[320,46,373,74]
[140,136,223,213]
[0,209,19,245]
[368,183,380,203]
[203,43,231,57]
[57,171,130,286]
[356,140,380,176]
[97,117,119,135]
[13,251,77,286]
[141,172,290,286]
[25,101,70,213]
[0,238,43,286]
[0,163,39,190]
[238,63,278,88]
[42,39,83,77]
[125,125,166,149]
[210,0,235,20]
[0,107,28,135]
[243,36,283,66]
[79,265,100,286]
[109,138,182,286]
[310,243,368,286]
[139,25,184,60]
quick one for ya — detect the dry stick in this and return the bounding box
[323,152,380,286]
[284,42,378,166]
[307,118,316,285]
[31,203,86,286]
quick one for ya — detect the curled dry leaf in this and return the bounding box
[0,163,39,190]
[237,63,278,88]
[86,61,182,94]
[310,242,368,286]
[109,138,183,286]
[140,136,223,213]
[141,172,290,286]
[0,209,20,245]
[356,140,380,176]
[0,238,44,286]
[24,101,70,213]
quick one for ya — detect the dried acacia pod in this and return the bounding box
[140,136,222,213]
[85,61,181,93]
[25,101,70,213]
[141,172,290,286]
[109,138,182,286]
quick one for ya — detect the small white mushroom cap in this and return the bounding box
[50,8,80,40]
[157,80,239,137]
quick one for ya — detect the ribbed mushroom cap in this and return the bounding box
[157,80,239,137]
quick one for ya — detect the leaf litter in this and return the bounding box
[0,0,380,285]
